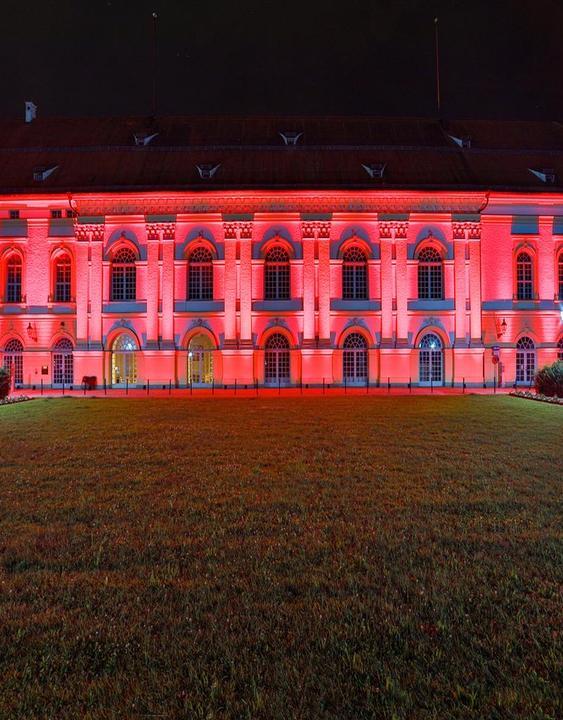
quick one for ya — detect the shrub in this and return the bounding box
[534,360,563,398]
[0,367,10,400]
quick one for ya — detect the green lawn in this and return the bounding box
[1,397,561,719]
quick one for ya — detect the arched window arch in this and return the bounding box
[264,246,290,300]
[558,337,563,362]
[52,338,73,386]
[557,251,563,301]
[342,247,368,300]
[5,255,22,303]
[264,333,290,384]
[516,252,534,301]
[111,333,138,385]
[3,338,23,385]
[417,247,443,300]
[111,247,137,301]
[187,333,214,385]
[343,332,368,383]
[516,336,536,384]
[54,254,72,303]
[187,247,213,300]
[419,332,443,385]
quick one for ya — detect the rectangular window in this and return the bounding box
[418,266,443,300]
[516,264,533,300]
[50,209,62,219]
[55,263,72,302]
[9,210,20,220]
[111,266,136,301]
[6,264,22,303]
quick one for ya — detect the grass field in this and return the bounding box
[1,396,561,719]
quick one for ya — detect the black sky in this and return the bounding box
[1,0,562,120]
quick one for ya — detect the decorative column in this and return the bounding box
[380,220,409,385]
[222,223,238,347]
[378,222,395,345]
[160,223,176,349]
[300,220,332,384]
[238,222,253,346]
[301,221,317,346]
[145,224,160,349]
[394,222,409,345]
[73,223,105,383]
[452,222,468,345]
[458,221,483,386]
[316,222,332,345]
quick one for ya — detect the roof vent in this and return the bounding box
[133,132,159,146]
[25,101,37,123]
[528,168,556,184]
[362,163,386,179]
[449,134,471,149]
[196,163,221,180]
[33,165,58,182]
[279,131,303,146]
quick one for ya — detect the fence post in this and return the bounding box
[463,377,466,394]
[147,379,150,396]
[323,378,325,395]
[278,376,281,395]
[62,378,65,396]
[493,374,497,394]
[234,378,237,395]
[430,375,433,393]
[190,378,193,395]
[41,378,43,396]
[104,378,107,396]
[169,379,172,395]
[212,378,215,396]
[255,378,258,396]
[126,378,128,395]
[366,374,369,394]
[83,379,86,395]
[344,375,347,394]
[387,377,390,394]
[409,377,412,394]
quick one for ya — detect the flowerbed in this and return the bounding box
[510,390,563,405]
[0,395,32,407]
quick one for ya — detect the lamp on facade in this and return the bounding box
[497,318,507,339]
[27,322,37,341]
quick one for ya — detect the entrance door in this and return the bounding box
[419,333,443,386]
[264,333,290,385]
[188,334,214,385]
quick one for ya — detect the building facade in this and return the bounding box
[1,116,562,389]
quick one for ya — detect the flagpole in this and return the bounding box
[434,17,441,116]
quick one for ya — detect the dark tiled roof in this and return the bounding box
[0,115,561,193]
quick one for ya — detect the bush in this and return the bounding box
[0,367,10,400]
[534,360,563,398]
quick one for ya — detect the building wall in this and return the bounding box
[0,193,562,388]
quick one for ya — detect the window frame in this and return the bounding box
[342,246,368,300]
[264,246,291,301]
[417,246,444,300]
[110,247,137,302]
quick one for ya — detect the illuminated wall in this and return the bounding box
[0,190,561,388]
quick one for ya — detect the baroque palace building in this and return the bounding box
[0,113,562,389]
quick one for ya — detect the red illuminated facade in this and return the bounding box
[1,115,562,388]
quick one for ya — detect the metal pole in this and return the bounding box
[278,375,281,395]
[147,379,150,396]
[409,377,412,394]
[463,377,466,394]
[323,378,325,395]
[387,377,390,394]
[169,379,172,395]
[41,378,43,396]
[62,378,65,396]
[126,378,128,395]
[234,378,237,395]
[104,378,107,396]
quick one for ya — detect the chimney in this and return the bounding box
[25,101,37,123]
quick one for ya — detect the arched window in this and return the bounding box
[188,333,214,385]
[516,252,534,301]
[111,248,137,301]
[5,255,22,303]
[516,336,536,384]
[343,333,368,383]
[54,254,72,302]
[264,333,290,385]
[187,247,213,300]
[111,334,138,385]
[52,338,73,386]
[417,247,443,300]
[558,337,563,362]
[419,333,443,385]
[3,339,23,385]
[558,252,563,301]
[342,247,368,300]
[264,246,290,300]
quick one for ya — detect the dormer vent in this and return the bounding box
[196,163,221,180]
[528,168,556,184]
[133,132,159,146]
[25,101,37,123]
[33,165,58,182]
[449,134,471,149]
[362,163,386,179]
[279,131,303,146]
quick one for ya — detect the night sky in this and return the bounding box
[1,0,562,120]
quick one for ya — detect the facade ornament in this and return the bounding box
[452,221,481,240]
[379,221,408,239]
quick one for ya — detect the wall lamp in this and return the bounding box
[27,322,37,341]
[497,318,507,339]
